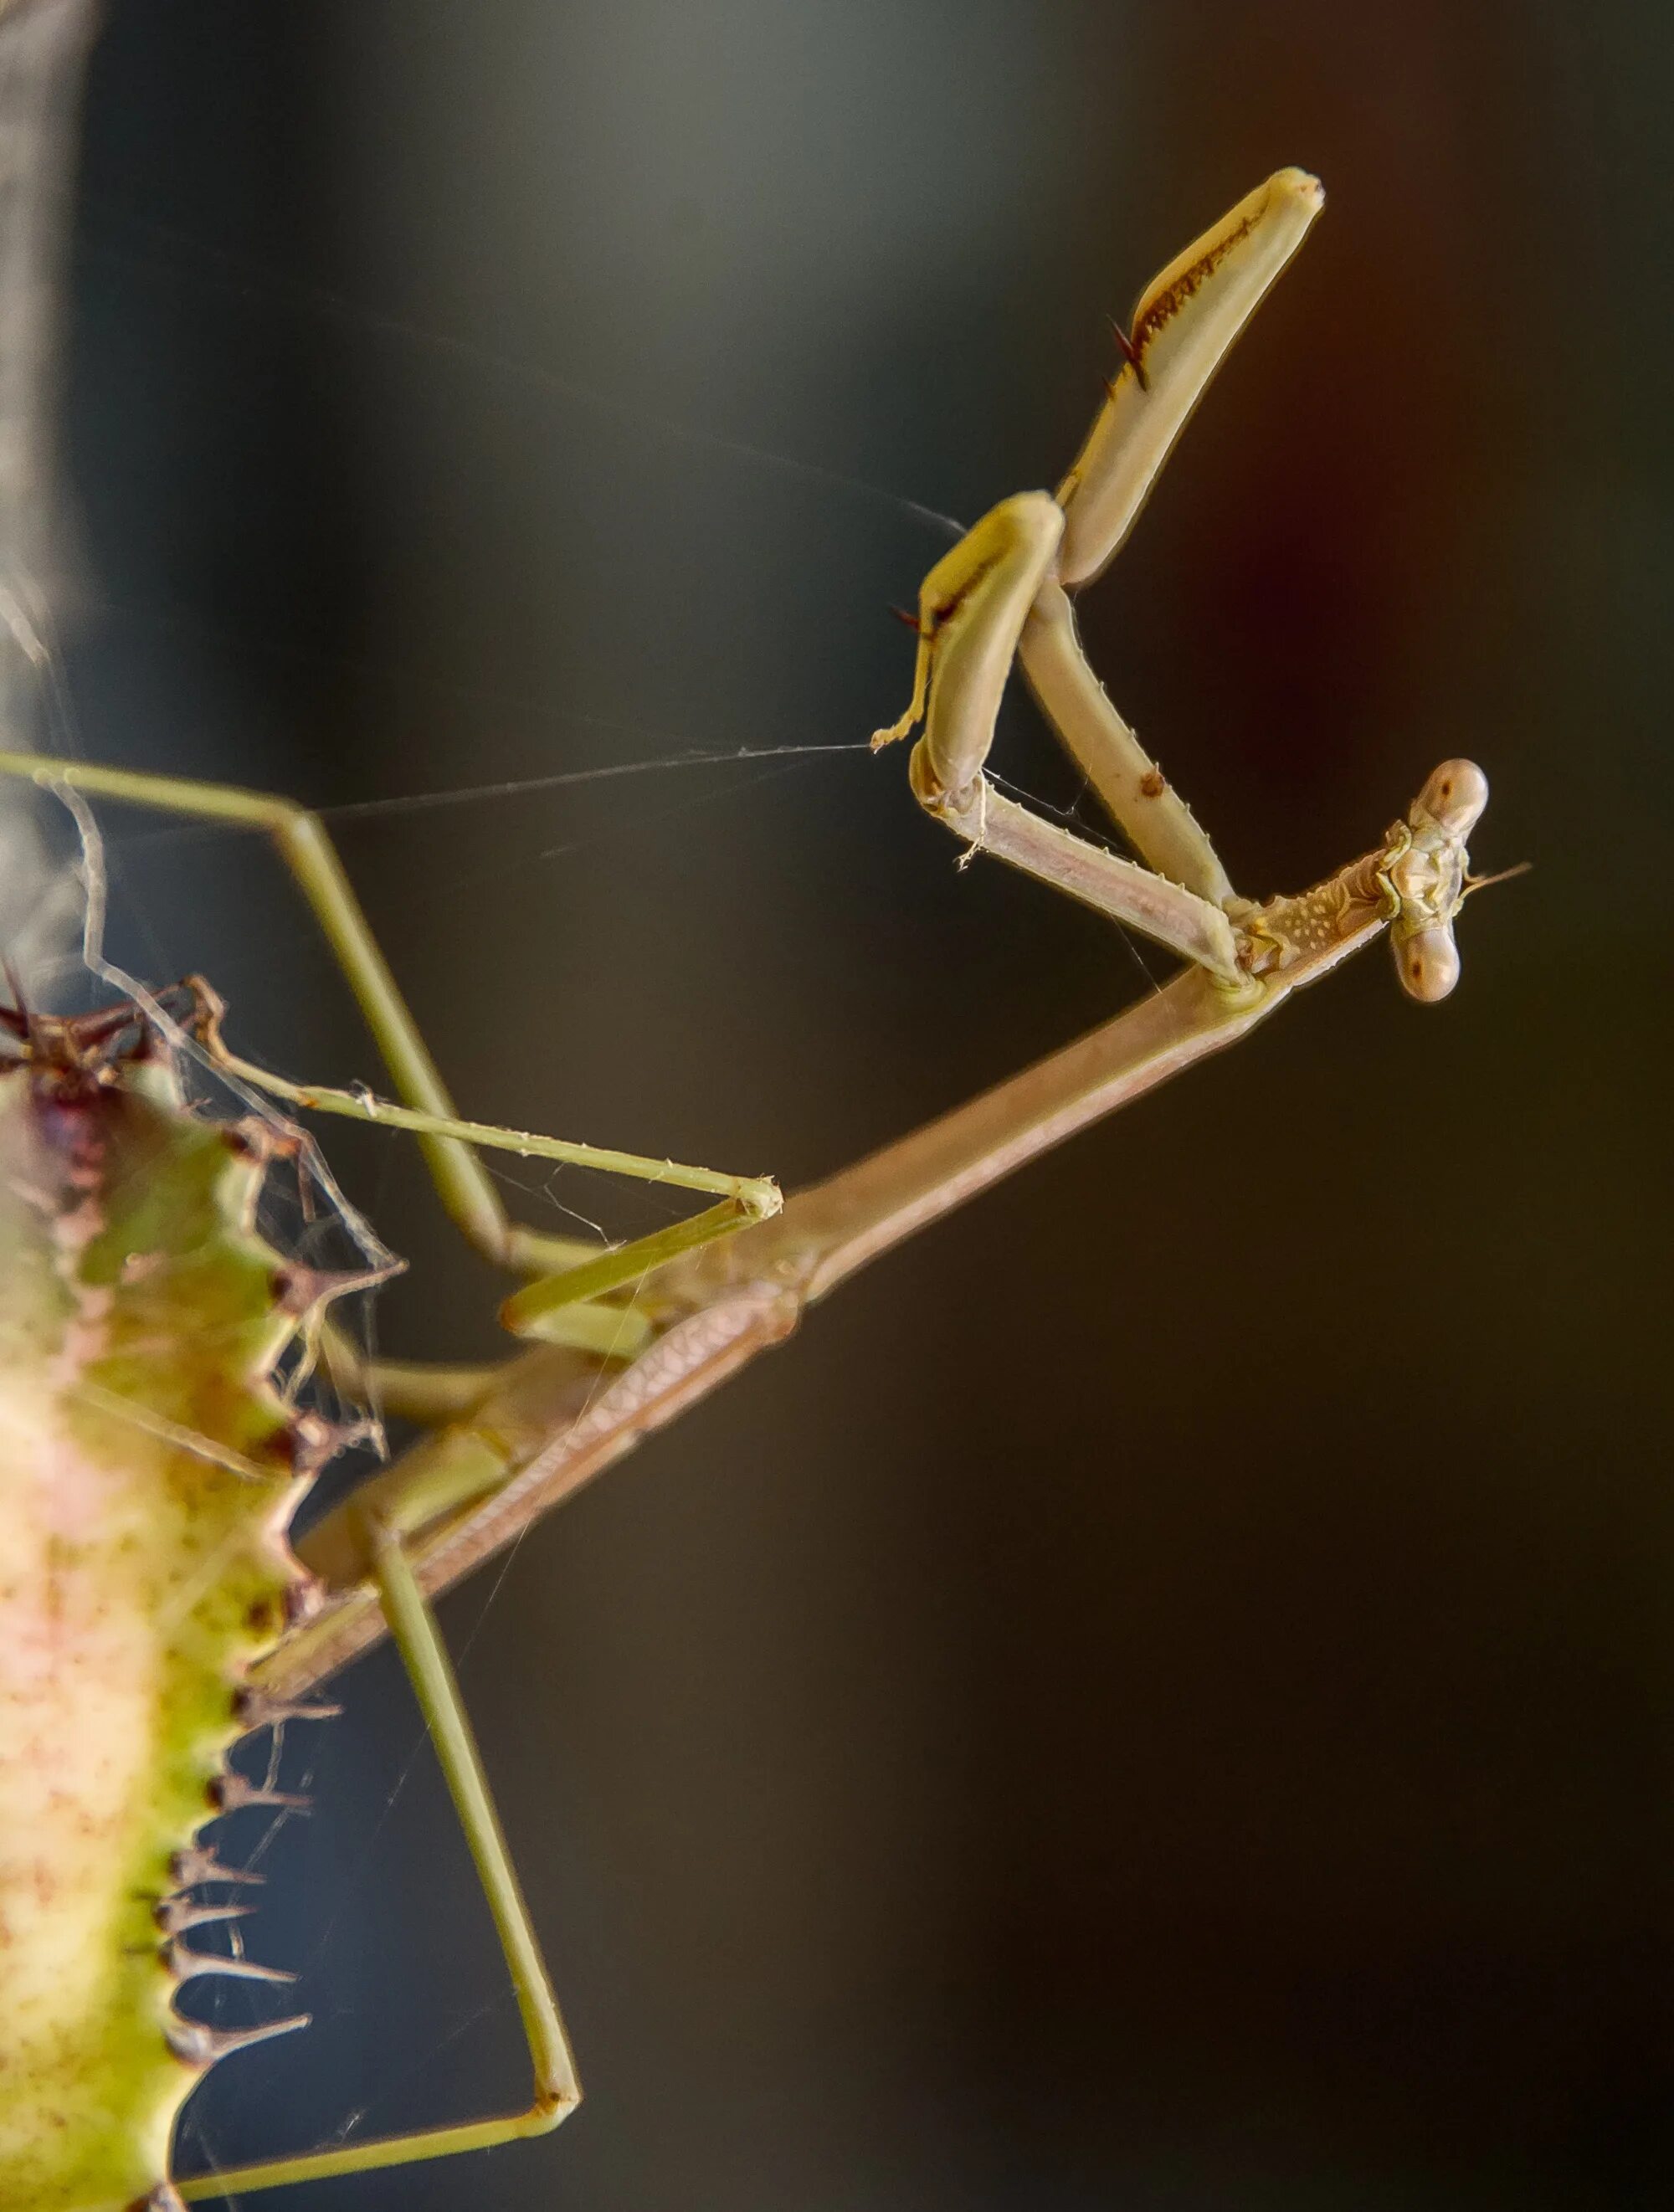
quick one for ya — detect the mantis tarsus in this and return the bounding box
[0,164,1497,2208]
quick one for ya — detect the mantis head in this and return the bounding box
[1385,760,1491,1003]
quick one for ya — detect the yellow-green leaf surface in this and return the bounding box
[0,1048,317,2211]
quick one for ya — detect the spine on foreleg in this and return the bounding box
[0,1058,348,2210]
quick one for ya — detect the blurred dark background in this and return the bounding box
[28,0,1674,2204]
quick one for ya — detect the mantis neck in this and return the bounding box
[694,847,1392,1307]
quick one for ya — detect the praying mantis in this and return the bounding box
[0,162,1500,2210]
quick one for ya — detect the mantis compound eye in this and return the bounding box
[1394,921,1462,1002]
[1414,758,1489,840]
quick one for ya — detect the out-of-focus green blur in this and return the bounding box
[55,3,1674,2204]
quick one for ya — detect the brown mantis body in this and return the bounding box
[0,163,1498,2206]
[259,169,1493,1704]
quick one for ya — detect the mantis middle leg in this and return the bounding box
[0,750,779,1399]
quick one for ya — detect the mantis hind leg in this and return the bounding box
[172,1519,578,2200]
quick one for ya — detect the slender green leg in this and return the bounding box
[0,750,778,1280]
[207,1017,774,1342]
[173,1520,578,2201]
[500,1195,764,1339]
[299,1424,524,1592]
[320,1322,514,1424]
[208,1024,778,1219]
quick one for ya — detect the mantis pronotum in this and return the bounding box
[0,165,1497,2209]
